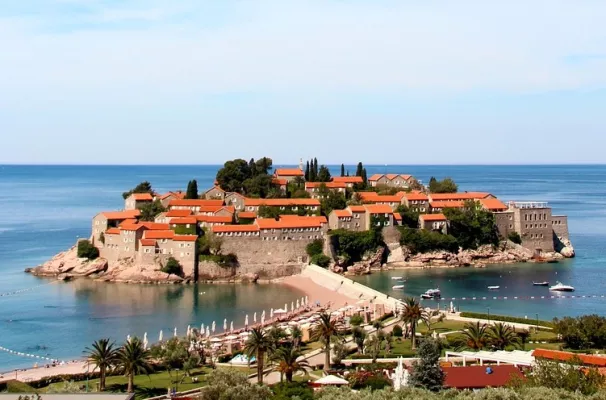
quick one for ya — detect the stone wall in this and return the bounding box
[552,215,569,239]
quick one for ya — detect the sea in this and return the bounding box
[0,164,605,371]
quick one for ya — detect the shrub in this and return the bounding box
[398,227,458,254]
[306,239,324,257]
[271,382,314,400]
[392,324,403,337]
[310,254,331,268]
[161,257,183,276]
[77,240,99,260]
[508,231,523,244]
[200,253,238,268]
[348,370,392,390]
[331,229,383,265]
[349,314,364,327]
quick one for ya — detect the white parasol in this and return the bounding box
[159,330,163,342]
[223,319,227,331]
[230,321,234,332]
[212,321,216,333]
[254,312,257,323]
[245,315,249,327]
[174,327,177,337]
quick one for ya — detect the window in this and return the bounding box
[144,248,150,254]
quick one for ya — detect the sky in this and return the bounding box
[1,0,605,165]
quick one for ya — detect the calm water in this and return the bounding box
[1,164,605,370]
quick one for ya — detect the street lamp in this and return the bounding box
[487,307,491,323]
[536,313,539,333]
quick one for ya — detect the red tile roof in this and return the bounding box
[168,199,224,207]
[357,192,380,200]
[393,212,402,221]
[144,230,175,239]
[160,191,185,200]
[119,222,146,231]
[421,213,447,221]
[443,365,524,389]
[279,215,327,224]
[238,211,257,219]
[402,191,429,201]
[166,210,193,218]
[212,224,260,233]
[333,209,352,218]
[331,176,363,184]
[480,198,508,211]
[369,174,412,182]
[217,206,236,214]
[349,205,366,213]
[305,182,347,189]
[105,228,121,235]
[274,168,304,177]
[256,216,326,229]
[100,210,141,220]
[429,192,492,201]
[204,186,225,193]
[373,195,403,203]
[197,205,225,213]
[129,193,153,201]
[196,215,233,223]
[244,198,321,207]
[272,178,288,186]
[364,204,394,214]
[173,235,198,242]
[140,239,156,246]
[532,349,606,367]
[430,201,465,209]
[140,222,170,230]
[170,217,198,225]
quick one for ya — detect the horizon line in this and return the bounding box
[2,162,606,167]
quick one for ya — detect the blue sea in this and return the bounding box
[0,164,605,371]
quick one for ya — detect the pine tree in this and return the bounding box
[313,158,319,180]
[309,159,317,182]
[361,168,368,186]
[318,165,332,182]
[340,164,345,177]
[305,161,310,181]
[355,162,363,177]
[185,180,199,199]
[249,158,256,176]
[408,338,444,391]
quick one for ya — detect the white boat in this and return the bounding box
[421,289,441,299]
[487,286,500,290]
[549,281,575,292]
[533,281,549,286]
[391,277,403,280]
[392,285,404,289]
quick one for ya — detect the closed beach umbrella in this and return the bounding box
[143,332,148,350]
[302,296,305,306]
[291,302,294,312]
[187,325,191,337]
[305,296,308,305]
[285,303,288,312]
[261,315,265,326]
[223,319,227,331]
[230,321,234,332]
[254,312,257,323]
[212,321,216,333]
[174,327,177,337]
[206,326,210,337]
[296,300,300,309]
[126,334,131,343]
[245,315,249,327]
[450,301,454,313]
[261,310,265,320]
[159,330,163,342]
[201,323,205,334]
[270,309,273,319]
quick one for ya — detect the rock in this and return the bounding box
[386,246,405,263]
[242,273,259,283]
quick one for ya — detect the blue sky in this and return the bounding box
[1,0,605,165]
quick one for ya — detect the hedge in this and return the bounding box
[459,312,553,328]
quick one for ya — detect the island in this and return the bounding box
[27,157,575,283]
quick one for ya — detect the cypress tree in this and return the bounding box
[305,161,310,181]
[340,164,345,177]
[362,168,368,186]
[249,158,256,176]
[309,159,316,182]
[355,162,363,177]
[185,179,199,199]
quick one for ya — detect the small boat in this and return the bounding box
[549,282,575,292]
[487,286,500,290]
[421,289,441,299]
[391,276,403,280]
[533,281,549,286]
[392,285,404,289]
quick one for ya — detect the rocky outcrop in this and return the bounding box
[27,246,108,278]
[554,236,575,258]
[346,248,385,275]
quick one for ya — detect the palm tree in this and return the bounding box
[311,312,343,371]
[244,327,274,384]
[116,337,153,393]
[401,297,429,349]
[269,344,310,382]
[457,321,489,350]
[516,329,531,351]
[290,326,303,349]
[84,338,119,391]
[488,323,521,350]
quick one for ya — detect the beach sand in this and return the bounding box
[280,274,357,309]
[0,361,89,383]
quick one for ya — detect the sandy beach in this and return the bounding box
[0,361,89,383]
[280,274,357,309]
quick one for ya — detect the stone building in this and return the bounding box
[212,215,328,241]
[368,174,418,189]
[419,213,447,231]
[124,193,153,210]
[274,168,305,183]
[304,181,347,199]
[331,176,363,188]
[202,186,226,200]
[400,191,429,213]
[92,210,141,244]
[168,199,225,213]
[243,198,321,214]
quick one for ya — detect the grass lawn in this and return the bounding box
[385,338,416,357]
[419,320,468,334]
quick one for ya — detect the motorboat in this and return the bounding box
[391,276,403,280]
[421,289,441,299]
[532,281,549,286]
[549,281,575,292]
[392,285,405,290]
[487,286,500,290]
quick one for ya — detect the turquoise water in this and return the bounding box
[0,165,605,370]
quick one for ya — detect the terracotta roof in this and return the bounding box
[196,215,233,223]
[357,192,380,200]
[443,365,524,389]
[100,210,141,220]
[429,192,492,201]
[118,219,138,227]
[170,217,198,225]
[279,215,327,224]
[168,199,224,207]
[305,182,347,189]
[217,206,236,214]
[140,239,156,246]
[402,191,429,201]
[421,213,447,221]
[238,211,257,219]
[256,216,326,229]
[140,222,170,230]
[166,210,193,218]
[197,205,225,213]
[160,191,185,200]
[430,201,465,209]
[244,198,320,207]
[333,209,352,218]
[212,224,260,233]
[393,212,402,221]
[349,205,366,213]
[331,176,363,184]
[105,228,121,235]
[480,198,508,211]
[144,230,175,239]
[369,174,412,182]
[173,235,198,242]
[274,168,304,177]
[373,195,403,203]
[272,178,288,186]
[129,193,153,201]
[364,204,394,214]
[532,349,606,367]
[204,186,225,193]
[119,222,146,231]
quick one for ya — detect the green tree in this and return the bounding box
[349,314,364,327]
[523,357,605,395]
[161,257,183,276]
[310,254,331,268]
[311,312,343,371]
[77,239,99,260]
[313,158,319,180]
[553,315,606,350]
[138,199,166,222]
[398,227,459,254]
[244,327,274,385]
[355,162,363,177]
[270,344,310,382]
[122,181,153,199]
[305,239,324,257]
[408,338,444,391]
[517,329,531,351]
[216,159,252,193]
[361,168,368,187]
[364,334,382,363]
[401,297,429,349]
[428,177,458,193]
[395,205,420,229]
[443,200,499,249]
[352,326,367,354]
[488,323,521,350]
[84,338,119,391]
[508,231,523,244]
[150,337,200,376]
[317,165,332,182]
[243,174,275,198]
[116,337,153,393]
[392,324,403,337]
[305,161,310,181]
[320,191,347,216]
[185,179,199,199]
[200,369,272,400]
[290,326,303,349]
[340,164,345,177]
[456,321,489,350]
